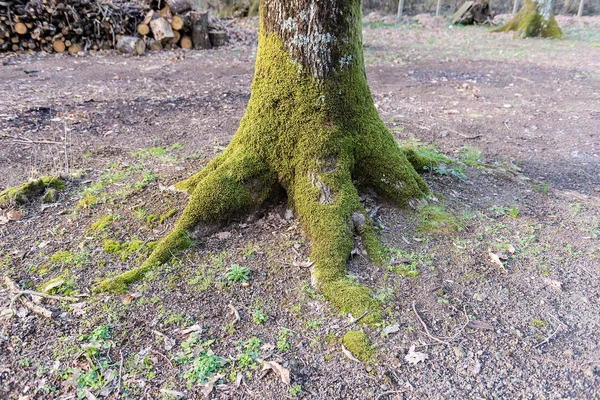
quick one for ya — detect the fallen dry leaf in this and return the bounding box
[383,324,400,336]
[201,374,223,398]
[181,324,202,335]
[405,345,428,365]
[43,279,64,293]
[0,215,9,225]
[262,361,290,385]
[6,210,21,220]
[488,249,506,271]
[466,320,494,331]
[544,278,563,293]
[292,260,314,268]
[215,231,232,240]
[159,388,185,398]
[341,344,361,363]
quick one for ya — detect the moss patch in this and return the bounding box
[491,0,564,39]
[342,330,374,362]
[0,177,65,207]
[103,239,149,261]
[90,215,114,232]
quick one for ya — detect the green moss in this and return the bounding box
[39,272,77,295]
[103,240,122,254]
[77,195,99,209]
[90,216,114,232]
[342,330,374,362]
[0,176,65,206]
[49,250,88,267]
[41,188,58,204]
[491,0,564,39]
[103,239,147,261]
[417,204,466,234]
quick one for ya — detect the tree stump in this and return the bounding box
[191,11,211,50]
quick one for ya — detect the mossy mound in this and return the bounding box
[343,330,374,362]
[491,0,564,39]
[0,177,65,207]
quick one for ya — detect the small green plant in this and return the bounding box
[225,264,250,284]
[252,308,269,324]
[530,318,547,328]
[175,333,225,388]
[277,329,293,351]
[234,337,262,370]
[533,183,551,195]
[290,384,302,396]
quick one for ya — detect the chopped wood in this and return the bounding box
[150,17,174,41]
[168,0,193,15]
[117,36,146,55]
[138,24,150,36]
[170,29,181,44]
[191,11,211,50]
[171,15,184,30]
[180,35,192,50]
[209,30,227,47]
[148,38,163,51]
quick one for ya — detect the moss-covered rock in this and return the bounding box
[491,0,564,39]
[343,330,374,362]
[0,176,65,207]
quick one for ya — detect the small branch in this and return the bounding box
[152,349,174,368]
[533,327,560,349]
[412,302,470,347]
[3,276,78,318]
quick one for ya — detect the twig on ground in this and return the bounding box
[412,301,470,346]
[152,349,174,368]
[3,276,78,318]
[345,311,368,326]
[117,349,123,395]
[533,327,560,349]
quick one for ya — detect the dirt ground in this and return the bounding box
[1,14,600,400]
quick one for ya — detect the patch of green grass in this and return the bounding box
[388,248,433,277]
[533,183,551,195]
[459,145,484,166]
[225,264,250,284]
[490,205,519,218]
[417,204,467,234]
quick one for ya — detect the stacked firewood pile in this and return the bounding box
[0,0,232,54]
[136,0,225,52]
[0,0,143,53]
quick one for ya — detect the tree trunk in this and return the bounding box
[491,0,563,38]
[577,0,584,16]
[95,0,430,324]
[397,0,404,19]
[513,0,519,14]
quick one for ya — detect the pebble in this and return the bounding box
[453,346,466,359]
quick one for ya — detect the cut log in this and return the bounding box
[68,43,82,53]
[148,39,163,51]
[158,6,172,19]
[138,24,150,36]
[171,15,184,30]
[150,17,174,42]
[14,22,27,35]
[168,0,192,15]
[190,11,211,50]
[117,35,146,55]
[180,35,192,49]
[170,29,181,43]
[208,30,227,47]
[52,40,67,53]
[143,10,158,25]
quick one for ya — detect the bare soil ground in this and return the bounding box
[1,15,600,400]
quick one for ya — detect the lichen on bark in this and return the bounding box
[491,0,564,39]
[95,0,430,324]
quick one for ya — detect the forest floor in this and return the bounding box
[1,14,599,400]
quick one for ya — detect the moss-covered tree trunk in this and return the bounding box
[492,0,564,38]
[96,0,430,323]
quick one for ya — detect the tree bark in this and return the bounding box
[491,0,563,39]
[95,0,430,324]
[577,0,584,16]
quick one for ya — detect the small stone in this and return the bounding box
[453,346,466,359]
[563,349,574,358]
[584,367,596,378]
[473,293,486,301]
